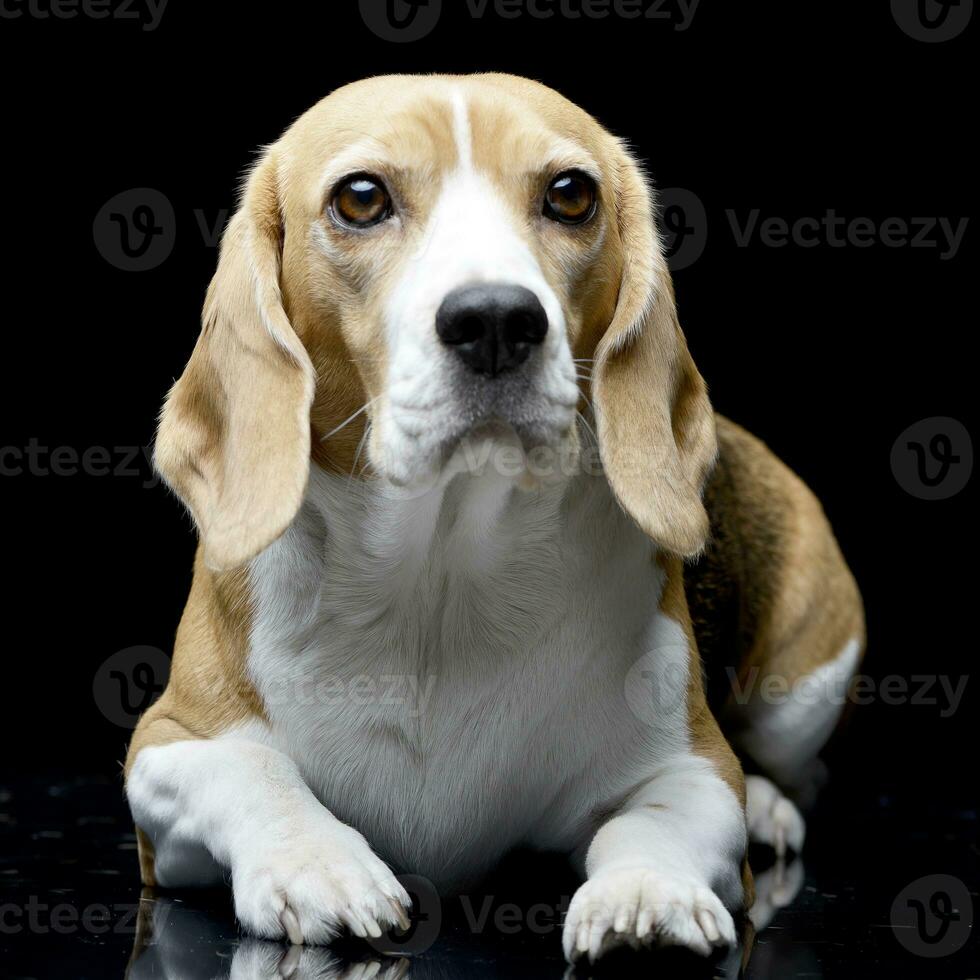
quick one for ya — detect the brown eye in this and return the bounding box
[544,171,597,224]
[331,175,391,228]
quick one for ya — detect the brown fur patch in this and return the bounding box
[135,828,157,888]
[740,859,757,965]
[686,416,865,718]
[658,553,746,809]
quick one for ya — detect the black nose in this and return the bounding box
[435,283,548,377]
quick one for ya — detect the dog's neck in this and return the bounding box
[310,424,592,566]
[304,454,571,584]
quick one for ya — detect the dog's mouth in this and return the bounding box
[377,401,581,492]
[454,353,579,430]
[427,415,583,491]
[376,344,581,491]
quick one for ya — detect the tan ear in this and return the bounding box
[154,152,315,572]
[593,145,717,558]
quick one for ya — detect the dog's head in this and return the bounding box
[156,74,716,571]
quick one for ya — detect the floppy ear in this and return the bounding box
[593,145,717,558]
[154,152,315,572]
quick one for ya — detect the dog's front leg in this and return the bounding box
[126,728,411,945]
[563,755,747,963]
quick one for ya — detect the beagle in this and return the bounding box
[124,73,865,964]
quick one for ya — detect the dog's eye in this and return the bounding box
[543,171,597,225]
[331,175,392,228]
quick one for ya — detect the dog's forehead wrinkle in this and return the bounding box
[318,81,585,183]
[302,101,462,202]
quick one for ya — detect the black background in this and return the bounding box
[0,0,975,927]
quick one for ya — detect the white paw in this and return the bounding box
[232,823,411,946]
[745,775,806,858]
[562,867,737,963]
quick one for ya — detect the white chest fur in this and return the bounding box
[244,465,692,890]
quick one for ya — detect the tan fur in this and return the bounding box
[154,155,317,573]
[591,148,717,559]
[127,75,863,901]
[686,416,865,712]
[125,552,261,779]
[134,829,156,889]
[724,416,864,686]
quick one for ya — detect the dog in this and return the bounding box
[124,73,864,964]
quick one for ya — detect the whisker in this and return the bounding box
[576,375,597,417]
[320,398,377,442]
[577,410,598,449]
[349,422,372,482]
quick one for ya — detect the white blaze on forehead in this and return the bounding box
[376,86,578,487]
[451,88,474,171]
[385,88,561,321]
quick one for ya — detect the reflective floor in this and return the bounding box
[0,772,975,978]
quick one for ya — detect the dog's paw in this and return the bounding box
[745,775,806,858]
[232,824,411,946]
[562,867,736,963]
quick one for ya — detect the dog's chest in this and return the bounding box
[246,471,681,887]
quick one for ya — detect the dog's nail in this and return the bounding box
[696,908,720,943]
[280,905,304,945]
[390,898,411,932]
